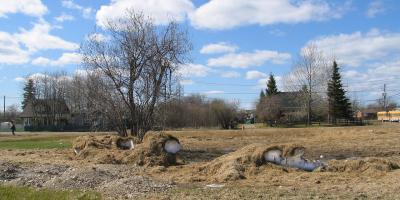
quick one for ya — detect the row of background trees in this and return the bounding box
[256,45,388,126]
[19,70,239,133]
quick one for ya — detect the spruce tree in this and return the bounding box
[327,61,352,122]
[266,73,278,96]
[260,90,265,99]
[22,79,36,110]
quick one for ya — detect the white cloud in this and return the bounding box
[309,29,400,67]
[190,0,341,30]
[0,0,47,18]
[177,63,211,77]
[31,52,82,66]
[55,13,75,22]
[366,0,385,18]
[26,73,74,82]
[28,73,46,80]
[96,0,194,28]
[200,42,238,54]
[245,70,267,80]
[257,78,268,89]
[203,90,224,95]
[221,71,240,78]
[0,31,30,64]
[208,50,291,68]
[269,29,286,37]
[16,20,79,52]
[62,0,93,19]
[14,76,26,82]
[31,57,50,66]
[179,79,194,85]
[341,60,400,102]
[86,33,109,42]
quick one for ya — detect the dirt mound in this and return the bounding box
[195,143,309,182]
[72,133,182,167]
[325,158,399,173]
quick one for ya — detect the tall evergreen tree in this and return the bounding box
[260,90,265,99]
[266,73,279,96]
[22,78,36,110]
[327,61,352,122]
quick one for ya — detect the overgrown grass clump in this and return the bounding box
[0,185,101,200]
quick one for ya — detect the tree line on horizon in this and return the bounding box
[256,45,396,126]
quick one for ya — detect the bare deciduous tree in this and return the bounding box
[283,44,330,125]
[256,96,283,126]
[81,11,191,140]
[210,99,238,129]
[82,70,128,133]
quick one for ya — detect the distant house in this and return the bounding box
[257,92,306,124]
[276,92,306,122]
[20,99,71,130]
[355,108,379,120]
[243,110,255,124]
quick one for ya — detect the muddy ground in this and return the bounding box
[1,124,400,199]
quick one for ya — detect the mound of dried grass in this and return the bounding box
[195,143,305,182]
[72,133,182,166]
[121,133,182,166]
[325,158,399,173]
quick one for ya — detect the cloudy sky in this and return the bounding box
[0,0,399,109]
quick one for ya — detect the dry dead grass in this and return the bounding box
[1,124,400,199]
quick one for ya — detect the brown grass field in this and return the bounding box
[1,124,400,199]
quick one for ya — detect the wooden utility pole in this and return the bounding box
[383,84,387,112]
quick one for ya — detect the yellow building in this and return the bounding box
[377,109,400,122]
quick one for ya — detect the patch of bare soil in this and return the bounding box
[0,160,174,199]
[98,176,174,199]
[0,161,21,181]
[9,163,70,187]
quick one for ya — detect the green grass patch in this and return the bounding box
[0,185,101,200]
[0,135,76,149]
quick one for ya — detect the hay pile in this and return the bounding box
[324,158,399,173]
[120,133,182,166]
[72,133,182,166]
[195,143,311,182]
[73,135,139,164]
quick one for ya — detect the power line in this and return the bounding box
[189,76,400,88]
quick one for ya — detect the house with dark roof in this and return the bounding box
[20,99,71,130]
[257,91,307,124]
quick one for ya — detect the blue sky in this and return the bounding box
[0,0,400,110]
